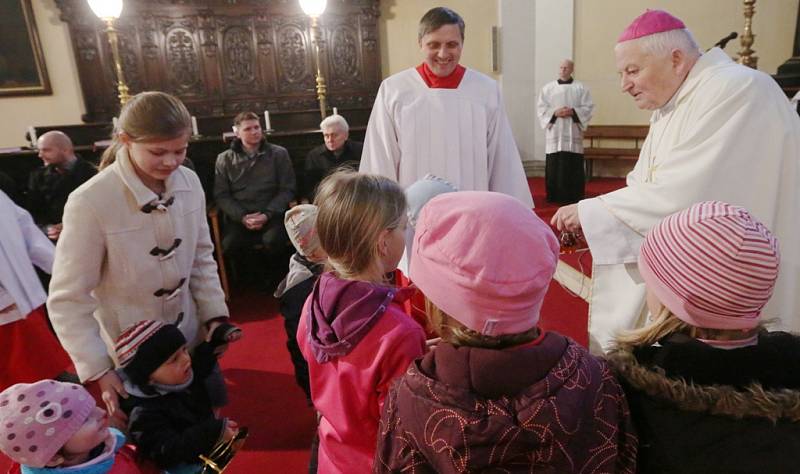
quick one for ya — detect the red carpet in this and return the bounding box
[217,290,317,473]
[531,177,624,347]
[1,176,624,474]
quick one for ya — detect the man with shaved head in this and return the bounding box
[27,131,96,241]
[537,58,594,203]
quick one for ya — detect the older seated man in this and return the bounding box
[302,114,362,202]
[27,131,96,241]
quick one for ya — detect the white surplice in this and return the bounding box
[537,80,594,154]
[360,67,533,208]
[577,48,800,352]
[0,191,54,325]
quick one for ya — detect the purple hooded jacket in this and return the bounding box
[298,272,426,473]
[374,332,638,473]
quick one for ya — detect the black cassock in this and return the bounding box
[545,151,584,204]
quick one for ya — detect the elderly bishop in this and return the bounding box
[552,9,800,351]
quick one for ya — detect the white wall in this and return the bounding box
[533,0,574,162]
[500,0,574,164]
[498,1,535,163]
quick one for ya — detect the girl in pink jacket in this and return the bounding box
[297,170,426,474]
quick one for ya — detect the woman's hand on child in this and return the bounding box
[97,371,128,424]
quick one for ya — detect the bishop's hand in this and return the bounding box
[551,204,582,232]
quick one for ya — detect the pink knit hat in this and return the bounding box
[618,9,686,43]
[639,201,780,330]
[0,380,95,468]
[410,191,559,336]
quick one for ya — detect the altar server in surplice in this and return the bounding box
[537,59,594,203]
[360,7,532,209]
[551,9,800,352]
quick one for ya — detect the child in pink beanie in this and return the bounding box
[375,191,637,473]
[607,201,800,473]
[0,380,144,474]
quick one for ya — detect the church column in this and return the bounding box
[499,0,574,175]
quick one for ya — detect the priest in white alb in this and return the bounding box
[360,7,532,209]
[552,9,800,352]
[537,59,594,203]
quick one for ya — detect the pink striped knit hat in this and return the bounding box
[638,201,780,330]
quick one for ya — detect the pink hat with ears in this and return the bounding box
[410,191,559,336]
[638,201,780,330]
[618,9,686,43]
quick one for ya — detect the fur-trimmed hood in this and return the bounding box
[606,337,800,423]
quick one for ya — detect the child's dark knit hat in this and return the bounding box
[115,320,186,386]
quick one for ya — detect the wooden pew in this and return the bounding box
[583,125,649,178]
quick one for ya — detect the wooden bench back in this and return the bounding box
[584,125,649,139]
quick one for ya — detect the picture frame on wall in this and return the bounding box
[0,0,51,97]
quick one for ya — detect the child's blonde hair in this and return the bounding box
[314,170,405,280]
[426,297,539,349]
[99,91,192,170]
[613,306,689,351]
[612,305,765,352]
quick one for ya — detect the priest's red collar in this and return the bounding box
[416,63,466,89]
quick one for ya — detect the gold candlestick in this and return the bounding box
[103,18,131,106]
[310,16,327,120]
[737,0,758,69]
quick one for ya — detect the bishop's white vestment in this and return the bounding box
[577,48,800,352]
[360,67,533,208]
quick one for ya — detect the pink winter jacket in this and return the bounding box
[297,272,426,474]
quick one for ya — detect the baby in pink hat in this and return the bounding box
[0,380,143,474]
[607,201,800,473]
[374,191,638,473]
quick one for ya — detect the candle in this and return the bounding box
[112,116,119,130]
[191,116,199,136]
[333,107,338,115]
[264,110,271,130]
[28,126,37,148]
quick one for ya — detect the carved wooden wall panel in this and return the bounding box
[55,0,381,125]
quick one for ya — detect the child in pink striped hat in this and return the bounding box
[607,200,800,473]
[375,191,638,473]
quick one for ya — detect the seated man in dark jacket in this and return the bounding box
[27,131,96,241]
[302,114,362,202]
[214,112,296,282]
[116,319,242,472]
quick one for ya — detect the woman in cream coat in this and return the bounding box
[47,92,229,418]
